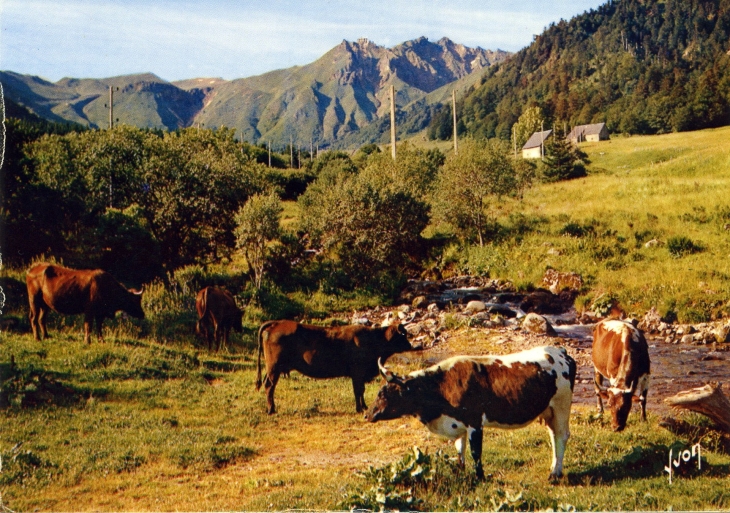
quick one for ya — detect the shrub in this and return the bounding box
[560,221,595,238]
[667,236,703,257]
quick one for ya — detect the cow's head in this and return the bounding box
[604,384,635,431]
[126,287,146,319]
[384,323,414,353]
[365,359,413,422]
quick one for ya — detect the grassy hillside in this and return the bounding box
[429,0,730,141]
[449,126,730,322]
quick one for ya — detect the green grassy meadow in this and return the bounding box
[2,127,730,510]
[1,331,729,511]
[443,126,730,322]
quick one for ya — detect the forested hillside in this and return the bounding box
[429,0,730,140]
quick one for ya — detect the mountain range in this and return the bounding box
[1,37,509,148]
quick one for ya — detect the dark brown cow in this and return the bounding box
[592,319,651,431]
[26,263,144,344]
[195,286,243,352]
[366,346,576,480]
[255,320,414,414]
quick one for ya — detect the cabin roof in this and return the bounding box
[522,130,553,150]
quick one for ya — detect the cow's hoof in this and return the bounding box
[548,472,563,484]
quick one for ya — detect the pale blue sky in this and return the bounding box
[1,0,606,83]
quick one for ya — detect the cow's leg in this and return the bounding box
[454,434,467,467]
[467,427,485,480]
[38,307,49,339]
[351,376,367,413]
[83,313,93,344]
[594,371,604,413]
[264,371,280,414]
[543,401,571,480]
[221,326,231,353]
[28,298,40,340]
[205,322,213,352]
[36,305,50,339]
[639,388,648,422]
[213,322,221,352]
[95,316,105,343]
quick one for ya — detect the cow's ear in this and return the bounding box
[631,395,641,403]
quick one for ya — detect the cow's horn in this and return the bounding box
[378,357,389,377]
[132,287,144,296]
[378,357,399,383]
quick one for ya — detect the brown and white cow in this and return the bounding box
[256,320,415,414]
[26,263,145,344]
[195,286,243,352]
[592,319,651,431]
[366,346,576,480]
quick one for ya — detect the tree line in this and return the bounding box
[2,118,548,295]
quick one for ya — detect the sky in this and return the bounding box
[1,0,606,83]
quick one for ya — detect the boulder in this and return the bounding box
[522,313,558,336]
[712,324,730,343]
[486,304,518,318]
[520,289,573,315]
[412,295,428,309]
[638,306,663,333]
[542,269,583,295]
[465,300,487,313]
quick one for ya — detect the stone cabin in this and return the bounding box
[521,130,552,159]
[567,122,609,143]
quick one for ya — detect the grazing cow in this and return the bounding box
[366,346,576,480]
[26,263,144,344]
[592,319,650,431]
[256,320,414,414]
[195,286,243,352]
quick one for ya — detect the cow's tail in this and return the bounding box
[256,321,275,391]
[196,288,208,336]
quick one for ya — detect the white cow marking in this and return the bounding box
[426,415,467,440]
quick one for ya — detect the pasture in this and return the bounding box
[2,126,730,510]
[1,326,730,511]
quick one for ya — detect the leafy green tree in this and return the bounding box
[433,138,523,247]
[298,153,430,289]
[234,193,283,291]
[138,128,268,268]
[512,106,545,151]
[358,142,444,199]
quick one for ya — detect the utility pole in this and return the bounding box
[268,141,271,167]
[540,121,545,160]
[390,85,397,161]
[109,86,114,129]
[105,85,119,129]
[310,138,313,162]
[513,125,517,159]
[290,135,293,168]
[452,89,458,155]
[298,146,301,169]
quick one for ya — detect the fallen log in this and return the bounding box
[659,417,730,454]
[664,382,730,433]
